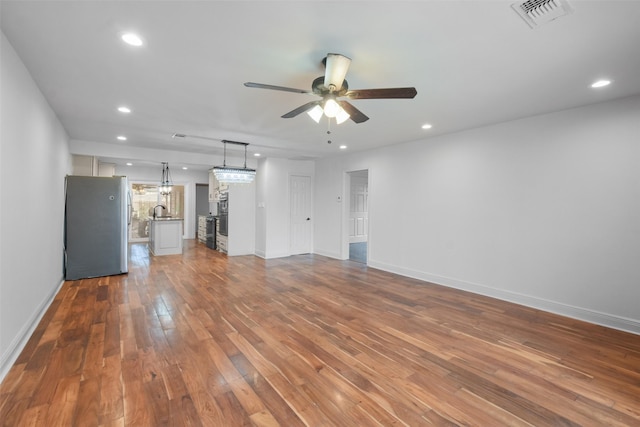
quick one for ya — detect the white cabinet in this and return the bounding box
[71,155,115,177]
[208,170,218,202]
[98,163,116,177]
[208,170,230,202]
[208,170,215,201]
[148,218,184,256]
[197,215,207,243]
[216,219,227,253]
[72,155,98,176]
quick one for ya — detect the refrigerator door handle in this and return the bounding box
[127,191,132,225]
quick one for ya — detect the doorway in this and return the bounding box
[128,182,184,242]
[347,170,369,263]
[195,183,209,238]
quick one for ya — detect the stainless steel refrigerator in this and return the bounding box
[64,175,130,280]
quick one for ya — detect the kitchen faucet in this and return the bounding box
[152,204,167,219]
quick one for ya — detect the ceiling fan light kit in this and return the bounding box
[307,105,324,123]
[322,97,341,118]
[334,106,350,124]
[244,52,417,127]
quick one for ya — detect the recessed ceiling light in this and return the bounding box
[182,167,188,170]
[117,135,127,141]
[422,123,433,129]
[117,106,131,113]
[254,153,261,157]
[339,145,347,150]
[126,162,133,166]
[121,33,143,47]
[591,79,611,88]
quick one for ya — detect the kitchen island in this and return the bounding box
[148,217,183,256]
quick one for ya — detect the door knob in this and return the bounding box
[306,217,311,221]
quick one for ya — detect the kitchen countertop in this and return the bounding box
[148,216,184,221]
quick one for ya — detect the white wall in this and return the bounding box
[227,182,256,256]
[0,32,71,379]
[255,159,269,256]
[255,158,314,259]
[113,164,209,240]
[314,95,640,334]
[315,155,370,259]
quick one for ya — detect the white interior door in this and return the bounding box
[290,175,312,254]
[349,173,369,243]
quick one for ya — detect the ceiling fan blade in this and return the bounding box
[324,53,351,91]
[338,101,369,123]
[282,100,321,118]
[244,82,311,94]
[345,87,417,99]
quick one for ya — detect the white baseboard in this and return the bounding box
[0,278,65,382]
[254,250,295,259]
[349,237,368,244]
[313,249,344,260]
[368,260,640,336]
[267,251,293,259]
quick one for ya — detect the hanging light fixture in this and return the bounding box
[159,162,173,195]
[213,140,256,184]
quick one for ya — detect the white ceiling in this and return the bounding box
[2,1,639,169]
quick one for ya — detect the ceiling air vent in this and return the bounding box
[512,0,573,28]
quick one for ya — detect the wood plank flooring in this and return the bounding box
[1,240,639,426]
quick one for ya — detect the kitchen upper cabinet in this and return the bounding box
[71,155,115,177]
[208,170,217,201]
[98,163,116,177]
[208,170,229,202]
[72,155,98,176]
[197,215,208,243]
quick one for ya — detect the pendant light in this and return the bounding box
[159,162,173,195]
[213,140,256,184]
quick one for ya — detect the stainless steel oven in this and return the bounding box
[205,216,216,249]
[218,194,228,236]
[218,214,228,236]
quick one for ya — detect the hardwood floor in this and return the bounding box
[1,240,639,426]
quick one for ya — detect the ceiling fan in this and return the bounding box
[244,53,417,124]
